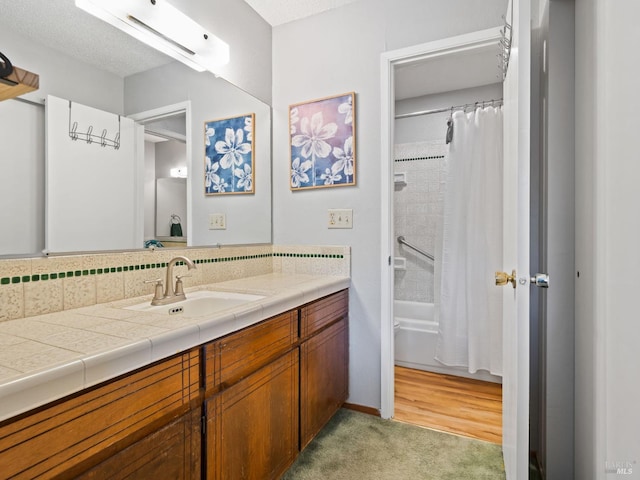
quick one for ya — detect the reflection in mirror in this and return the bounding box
[139,111,188,247]
[0,0,272,257]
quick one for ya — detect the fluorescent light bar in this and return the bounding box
[75,0,230,73]
[170,167,188,178]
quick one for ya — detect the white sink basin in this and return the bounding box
[125,290,265,317]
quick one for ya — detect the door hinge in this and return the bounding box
[201,415,206,434]
[388,256,391,266]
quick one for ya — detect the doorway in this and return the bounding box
[381,29,500,418]
[380,28,505,439]
[129,102,192,247]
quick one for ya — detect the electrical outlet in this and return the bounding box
[209,213,226,230]
[328,209,353,229]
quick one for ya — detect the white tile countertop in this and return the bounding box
[0,273,350,422]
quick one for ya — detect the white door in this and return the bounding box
[500,0,531,478]
[46,95,142,252]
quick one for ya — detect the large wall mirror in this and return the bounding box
[0,0,272,257]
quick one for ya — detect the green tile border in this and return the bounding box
[0,252,345,286]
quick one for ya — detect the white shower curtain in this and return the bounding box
[435,106,504,376]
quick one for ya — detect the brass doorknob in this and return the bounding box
[495,270,517,289]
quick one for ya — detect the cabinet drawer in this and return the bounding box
[300,289,348,339]
[204,310,297,394]
[0,349,200,480]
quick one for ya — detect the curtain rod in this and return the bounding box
[394,98,503,120]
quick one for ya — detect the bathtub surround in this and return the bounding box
[394,299,501,383]
[393,141,447,304]
[0,245,351,322]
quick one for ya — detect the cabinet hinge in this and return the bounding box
[201,415,206,435]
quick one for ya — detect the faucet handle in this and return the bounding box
[174,274,191,296]
[144,278,164,302]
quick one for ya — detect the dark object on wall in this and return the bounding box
[0,51,13,79]
[445,118,454,144]
[0,51,39,101]
[170,214,183,237]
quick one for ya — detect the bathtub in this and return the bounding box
[394,300,501,383]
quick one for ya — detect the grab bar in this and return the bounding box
[397,236,434,261]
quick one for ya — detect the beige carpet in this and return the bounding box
[282,409,505,480]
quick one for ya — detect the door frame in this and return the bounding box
[129,101,193,244]
[379,28,503,420]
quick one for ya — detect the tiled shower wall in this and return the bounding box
[394,142,447,303]
[0,244,350,322]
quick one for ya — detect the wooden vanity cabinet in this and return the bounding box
[0,348,200,479]
[203,311,299,480]
[202,289,349,479]
[0,289,348,479]
[300,289,349,448]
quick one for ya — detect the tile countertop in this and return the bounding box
[0,273,350,423]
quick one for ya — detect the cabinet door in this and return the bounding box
[300,316,349,449]
[206,349,299,480]
[75,408,201,480]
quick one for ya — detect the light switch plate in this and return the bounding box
[209,213,226,230]
[328,209,353,229]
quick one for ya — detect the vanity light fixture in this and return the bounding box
[75,0,230,73]
[170,167,188,178]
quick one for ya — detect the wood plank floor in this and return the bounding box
[394,366,502,444]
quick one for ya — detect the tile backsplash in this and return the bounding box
[0,244,350,322]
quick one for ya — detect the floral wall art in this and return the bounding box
[204,113,255,195]
[289,92,356,190]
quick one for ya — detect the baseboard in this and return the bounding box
[342,402,381,417]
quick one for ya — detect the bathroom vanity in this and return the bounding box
[0,277,349,479]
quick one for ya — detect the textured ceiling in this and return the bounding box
[2,0,358,78]
[2,0,500,100]
[243,0,358,26]
[1,0,174,78]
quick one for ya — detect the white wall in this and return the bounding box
[598,0,640,476]
[155,140,187,179]
[0,101,44,256]
[575,0,640,478]
[124,62,272,246]
[170,0,272,104]
[575,2,598,477]
[272,0,507,409]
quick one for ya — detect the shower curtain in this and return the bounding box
[435,106,503,376]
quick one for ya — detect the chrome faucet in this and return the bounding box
[148,256,197,306]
